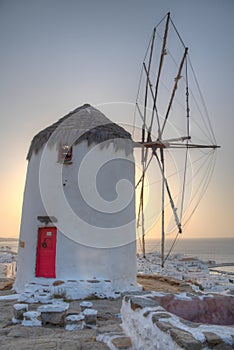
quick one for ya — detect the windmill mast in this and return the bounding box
[140,26,156,258]
[156,12,170,267]
[160,148,165,267]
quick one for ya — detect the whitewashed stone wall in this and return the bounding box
[121,293,234,350]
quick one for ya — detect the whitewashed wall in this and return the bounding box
[14,140,137,293]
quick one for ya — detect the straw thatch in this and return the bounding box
[27,104,132,160]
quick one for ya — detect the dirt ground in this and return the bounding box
[0,276,192,349]
[137,274,193,293]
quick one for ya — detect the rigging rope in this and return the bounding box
[135,153,153,189]
[133,66,144,138]
[188,56,217,144]
[169,17,186,49]
[141,150,210,187]
[133,28,156,138]
[164,151,216,263]
[183,150,217,227]
[164,232,180,263]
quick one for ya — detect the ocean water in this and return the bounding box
[0,237,18,253]
[1,236,233,269]
[139,237,234,267]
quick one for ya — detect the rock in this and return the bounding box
[11,317,21,324]
[36,292,52,304]
[80,301,93,312]
[40,311,66,326]
[111,336,132,349]
[83,308,97,326]
[37,302,69,313]
[204,331,223,345]
[150,312,171,320]
[66,307,80,316]
[169,327,202,350]
[17,291,39,303]
[13,303,28,321]
[153,320,173,332]
[37,303,69,326]
[128,296,159,310]
[22,311,42,327]
[65,314,85,331]
[52,280,65,286]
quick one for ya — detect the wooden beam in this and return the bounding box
[133,141,220,149]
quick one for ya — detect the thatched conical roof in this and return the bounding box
[27,104,132,160]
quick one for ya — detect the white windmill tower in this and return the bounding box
[14,104,138,295]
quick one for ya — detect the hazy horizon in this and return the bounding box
[1,235,233,241]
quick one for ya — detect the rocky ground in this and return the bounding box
[0,250,233,349]
[137,274,193,294]
[0,294,121,349]
[0,275,191,350]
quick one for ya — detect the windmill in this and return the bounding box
[133,13,220,266]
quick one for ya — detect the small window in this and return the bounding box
[58,144,73,163]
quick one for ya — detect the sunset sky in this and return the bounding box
[0,0,233,239]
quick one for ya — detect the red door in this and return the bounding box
[36,227,57,278]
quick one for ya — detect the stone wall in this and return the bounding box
[121,292,234,350]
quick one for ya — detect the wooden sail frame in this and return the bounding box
[135,12,220,266]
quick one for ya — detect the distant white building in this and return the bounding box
[14,104,137,295]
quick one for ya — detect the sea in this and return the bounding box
[139,237,234,274]
[1,236,234,273]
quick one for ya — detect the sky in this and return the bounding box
[0,0,233,240]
